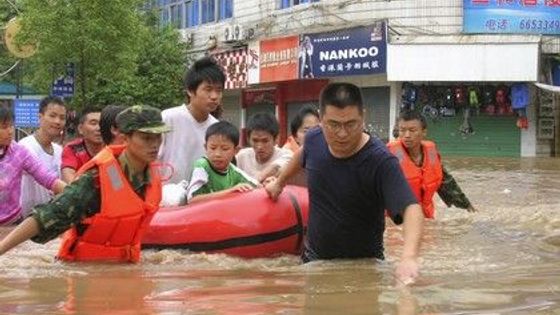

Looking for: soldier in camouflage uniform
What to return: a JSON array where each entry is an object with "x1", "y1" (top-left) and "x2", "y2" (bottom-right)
[
  {"x1": 0, "y1": 105, "x2": 171, "y2": 256},
  {"x1": 394, "y1": 110, "x2": 477, "y2": 214}
]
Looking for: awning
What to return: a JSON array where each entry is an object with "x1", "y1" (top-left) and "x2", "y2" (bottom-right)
[
  {"x1": 387, "y1": 35, "x2": 540, "y2": 82},
  {"x1": 535, "y1": 83, "x2": 560, "y2": 93}
]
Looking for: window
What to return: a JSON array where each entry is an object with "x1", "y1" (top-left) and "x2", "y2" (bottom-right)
[
  {"x1": 156, "y1": 0, "x2": 232, "y2": 28},
  {"x1": 200, "y1": 0, "x2": 215, "y2": 24},
  {"x1": 186, "y1": 0, "x2": 199, "y2": 27},
  {"x1": 170, "y1": 3, "x2": 183, "y2": 28},
  {"x1": 279, "y1": 0, "x2": 319, "y2": 9},
  {"x1": 159, "y1": 0, "x2": 183, "y2": 28},
  {"x1": 218, "y1": 0, "x2": 233, "y2": 21}
]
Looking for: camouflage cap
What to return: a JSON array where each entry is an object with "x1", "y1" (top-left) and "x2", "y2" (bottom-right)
[{"x1": 116, "y1": 105, "x2": 171, "y2": 134}]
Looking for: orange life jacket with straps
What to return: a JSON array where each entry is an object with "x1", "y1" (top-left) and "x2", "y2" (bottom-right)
[
  {"x1": 57, "y1": 145, "x2": 162, "y2": 263},
  {"x1": 387, "y1": 140, "x2": 443, "y2": 219}
]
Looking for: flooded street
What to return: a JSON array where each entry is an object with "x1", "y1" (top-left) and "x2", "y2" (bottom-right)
[{"x1": 1, "y1": 157, "x2": 560, "y2": 314}]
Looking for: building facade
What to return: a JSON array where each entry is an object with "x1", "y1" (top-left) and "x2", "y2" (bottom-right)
[{"x1": 153, "y1": 0, "x2": 560, "y2": 157}]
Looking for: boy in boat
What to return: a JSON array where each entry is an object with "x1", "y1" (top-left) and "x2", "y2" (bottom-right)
[
  {"x1": 0, "y1": 105, "x2": 170, "y2": 263},
  {"x1": 186, "y1": 121, "x2": 259, "y2": 204},
  {"x1": 236, "y1": 113, "x2": 293, "y2": 183}
]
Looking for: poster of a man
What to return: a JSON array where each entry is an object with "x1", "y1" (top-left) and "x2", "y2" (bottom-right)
[{"x1": 299, "y1": 36, "x2": 314, "y2": 78}]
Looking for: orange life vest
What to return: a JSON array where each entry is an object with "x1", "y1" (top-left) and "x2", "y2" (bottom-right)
[
  {"x1": 57, "y1": 145, "x2": 162, "y2": 263},
  {"x1": 387, "y1": 140, "x2": 443, "y2": 219}
]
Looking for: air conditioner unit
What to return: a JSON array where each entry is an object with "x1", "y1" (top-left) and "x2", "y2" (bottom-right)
[{"x1": 223, "y1": 24, "x2": 243, "y2": 43}]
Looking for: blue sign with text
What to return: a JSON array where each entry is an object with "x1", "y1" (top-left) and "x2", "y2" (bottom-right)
[
  {"x1": 463, "y1": 0, "x2": 560, "y2": 34},
  {"x1": 13, "y1": 99, "x2": 40, "y2": 128},
  {"x1": 52, "y1": 63, "x2": 75, "y2": 97},
  {"x1": 300, "y1": 23, "x2": 386, "y2": 79}
]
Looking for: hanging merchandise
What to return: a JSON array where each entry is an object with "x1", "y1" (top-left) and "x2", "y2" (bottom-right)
[
  {"x1": 418, "y1": 85, "x2": 430, "y2": 106},
  {"x1": 401, "y1": 82, "x2": 418, "y2": 111},
  {"x1": 511, "y1": 83, "x2": 530, "y2": 130},
  {"x1": 454, "y1": 86, "x2": 467, "y2": 108},
  {"x1": 511, "y1": 83, "x2": 530, "y2": 109},
  {"x1": 441, "y1": 87, "x2": 456, "y2": 117},
  {"x1": 495, "y1": 85, "x2": 512, "y2": 115},
  {"x1": 419, "y1": 85, "x2": 439, "y2": 121},
  {"x1": 468, "y1": 86, "x2": 480, "y2": 109},
  {"x1": 482, "y1": 85, "x2": 495, "y2": 114}
]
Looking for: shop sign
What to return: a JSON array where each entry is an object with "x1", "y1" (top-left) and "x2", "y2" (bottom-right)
[
  {"x1": 300, "y1": 22, "x2": 386, "y2": 79},
  {"x1": 52, "y1": 63, "x2": 75, "y2": 98},
  {"x1": 212, "y1": 48, "x2": 248, "y2": 89},
  {"x1": 463, "y1": 0, "x2": 560, "y2": 35},
  {"x1": 248, "y1": 36, "x2": 299, "y2": 84},
  {"x1": 13, "y1": 99, "x2": 40, "y2": 128}
]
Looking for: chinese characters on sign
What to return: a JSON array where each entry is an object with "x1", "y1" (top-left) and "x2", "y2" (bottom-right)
[
  {"x1": 247, "y1": 24, "x2": 386, "y2": 84},
  {"x1": 258, "y1": 36, "x2": 300, "y2": 83},
  {"x1": 300, "y1": 22, "x2": 387, "y2": 79},
  {"x1": 464, "y1": 0, "x2": 560, "y2": 34},
  {"x1": 13, "y1": 99, "x2": 40, "y2": 128},
  {"x1": 51, "y1": 63, "x2": 75, "y2": 98}
]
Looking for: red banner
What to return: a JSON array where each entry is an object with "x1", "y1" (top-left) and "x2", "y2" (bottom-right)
[{"x1": 259, "y1": 36, "x2": 299, "y2": 83}]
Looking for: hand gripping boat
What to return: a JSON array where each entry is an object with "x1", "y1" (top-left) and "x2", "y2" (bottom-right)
[{"x1": 142, "y1": 186, "x2": 309, "y2": 258}]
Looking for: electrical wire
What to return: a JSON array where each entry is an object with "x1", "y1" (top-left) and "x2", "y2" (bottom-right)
[{"x1": 0, "y1": 59, "x2": 20, "y2": 77}]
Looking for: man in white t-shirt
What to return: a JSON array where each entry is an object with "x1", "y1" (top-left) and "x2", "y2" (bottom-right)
[
  {"x1": 158, "y1": 57, "x2": 224, "y2": 184},
  {"x1": 236, "y1": 112, "x2": 293, "y2": 183},
  {"x1": 19, "y1": 96, "x2": 67, "y2": 216}
]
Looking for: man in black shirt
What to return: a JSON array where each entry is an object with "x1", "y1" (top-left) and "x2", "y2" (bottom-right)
[{"x1": 265, "y1": 82, "x2": 424, "y2": 284}]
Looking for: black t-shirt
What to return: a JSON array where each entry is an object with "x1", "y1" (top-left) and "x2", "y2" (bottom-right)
[{"x1": 302, "y1": 128, "x2": 417, "y2": 260}]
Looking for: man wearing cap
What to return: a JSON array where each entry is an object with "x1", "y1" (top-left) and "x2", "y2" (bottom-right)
[{"x1": 0, "y1": 105, "x2": 170, "y2": 263}]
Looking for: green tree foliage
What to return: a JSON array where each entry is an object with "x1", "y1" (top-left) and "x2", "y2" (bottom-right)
[
  {"x1": 0, "y1": 1, "x2": 20, "y2": 83},
  {"x1": 16, "y1": 0, "x2": 189, "y2": 109},
  {"x1": 133, "y1": 12, "x2": 189, "y2": 109}
]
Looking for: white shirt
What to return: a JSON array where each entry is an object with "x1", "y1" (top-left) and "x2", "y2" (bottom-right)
[
  {"x1": 18, "y1": 135, "x2": 62, "y2": 216},
  {"x1": 236, "y1": 146, "x2": 293, "y2": 179},
  {"x1": 158, "y1": 104, "x2": 218, "y2": 184}
]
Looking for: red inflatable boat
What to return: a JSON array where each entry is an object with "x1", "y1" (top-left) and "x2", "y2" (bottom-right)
[{"x1": 142, "y1": 186, "x2": 309, "y2": 258}]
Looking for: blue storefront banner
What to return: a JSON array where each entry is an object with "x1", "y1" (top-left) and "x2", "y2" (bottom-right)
[
  {"x1": 13, "y1": 99, "x2": 40, "y2": 128},
  {"x1": 299, "y1": 22, "x2": 386, "y2": 79},
  {"x1": 463, "y1": 0, "x2": 560, "y2": 35}
]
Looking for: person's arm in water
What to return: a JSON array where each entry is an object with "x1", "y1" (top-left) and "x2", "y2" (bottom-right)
[
  {"x1": 380, "y1": 157, "x2": 424, "y2": 285},
  {"x1": 265, "y1": 148, "x2": 303, "y2": 200},
  {"x1": 0, "y1": 171, "x2": 101, "y2": 255},
  {"x1": 395, "y1": 203, "x2": 424, "y2": 285},
  {"x1": 437, "y1": 165, "x2": 477, "y2": 212}
]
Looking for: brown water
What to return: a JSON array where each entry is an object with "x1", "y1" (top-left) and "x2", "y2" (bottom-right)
[{"x1": 1, "y1": 157, "x2": 560, "y2": 315}]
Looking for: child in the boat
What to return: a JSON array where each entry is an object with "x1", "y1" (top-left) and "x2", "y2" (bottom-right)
[{"x1": 185, "y1": 121, "x2": 259, "y2": 204}]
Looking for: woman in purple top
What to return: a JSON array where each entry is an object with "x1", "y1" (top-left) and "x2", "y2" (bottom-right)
[{"x1": 0, "y1": 106, "x2": 66, "y2": 225}]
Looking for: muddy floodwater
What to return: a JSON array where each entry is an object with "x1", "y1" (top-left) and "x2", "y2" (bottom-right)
[{"x1": 1, "y1": 157, "x2": 559, "y2": 314}]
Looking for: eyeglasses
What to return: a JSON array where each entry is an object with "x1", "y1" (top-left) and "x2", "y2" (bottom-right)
[{"x1": 322, "y1": 120, "x2": 363, "y2": 133}]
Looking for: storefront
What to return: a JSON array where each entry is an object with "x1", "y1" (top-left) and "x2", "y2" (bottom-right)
[
  {"x1": 245, "y1": 22, "x2": 392, "y2": 143},
  {"x1": 387, "y1": 35, "x2": 540, "y2": 157}
]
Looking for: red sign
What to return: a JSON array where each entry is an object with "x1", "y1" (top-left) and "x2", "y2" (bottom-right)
[{"x1": 259, "y1": 36, "x2": 299, "y2": 83}]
